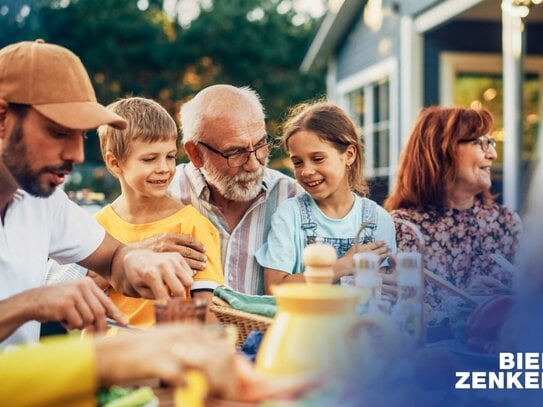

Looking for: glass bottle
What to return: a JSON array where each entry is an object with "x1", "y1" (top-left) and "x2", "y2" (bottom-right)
[
  {"x1": 391, "y1": 252, "x2": 425, "y2": 346},
  {"x1": 352, "y1": 252, "x2": 382, "y2": 314}
]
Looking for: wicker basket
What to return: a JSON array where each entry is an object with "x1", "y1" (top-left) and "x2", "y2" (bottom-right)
[{"x1": 209, "y1": 296, "x2": 273, "y2": 348}]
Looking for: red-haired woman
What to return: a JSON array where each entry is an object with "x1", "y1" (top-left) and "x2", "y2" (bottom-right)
[{"x1": 384, "y1": 106, "x2": 522, "y2": 309}]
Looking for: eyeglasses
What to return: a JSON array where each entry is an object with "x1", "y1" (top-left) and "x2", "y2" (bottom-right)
[
  {"x1": 198, "y1": 134, "x2": 275, "y2": 168},
  {"x1": 458, "y1": 136, "x2": 497, "y2": 152}
]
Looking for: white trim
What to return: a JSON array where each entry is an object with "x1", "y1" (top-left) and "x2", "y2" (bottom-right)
[
  {"x1": 326, "y1": 58, "x2": 337, "y2": 103},
  {"x1": 538, "y1": 80, "x2": 543, "y2": 163},
  {"x1": 301, "y1": 12, "x2": 337, "y2": 72},
  {"x1": 365, "y1": 85, "x2": 375, "y2": 172},
  {"x1": 414, "y1": 0, "x2": 484, "y2": 33},
  {"x1": 502, "y1": 10, "x2": 524, "y2": 212},
  {"x1": 389, "y1": 59, "x2": 399, "y2": 190},
  {"x1": 336, "y1": 57, "x2": 396, "y2": 95},
  {"x1": 400, "y1": 15, "x2": 423, "y2": 148}
]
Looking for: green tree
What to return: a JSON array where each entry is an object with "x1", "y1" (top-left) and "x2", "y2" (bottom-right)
[
  {"x1": 179, "y1": 0, "x2": 325, "y2": 134},
  {"x1": 1, "y1": 0, "x2": 324, "y2": 131},
  {"x1": 0, "y1": 0, "x2": 325, "y2": 189}
]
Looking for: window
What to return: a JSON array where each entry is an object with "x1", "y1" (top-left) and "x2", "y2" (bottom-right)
[
  {"x1": 347, "y1": 78, "x2": 391, "y2": 176},
  {"x1": 335, "y1": 57, "x2": 398, "y2": 203},
  {"x1": 346, "y1": 78, "x2": 391, "y2": 203}
]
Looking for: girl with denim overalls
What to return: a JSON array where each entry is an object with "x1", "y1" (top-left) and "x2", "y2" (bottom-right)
[{"x1": 256, "y1": 101, "x2": 397, "y2": 294}]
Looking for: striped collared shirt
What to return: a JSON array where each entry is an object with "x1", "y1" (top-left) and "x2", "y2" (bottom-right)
[{"x1": 169, "y1": 163, "x2": 301, "y2": 295}]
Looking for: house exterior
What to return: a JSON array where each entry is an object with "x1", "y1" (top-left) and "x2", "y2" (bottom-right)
[{"x1": 302, "y1": 0, "x2": 543, "y2": 210}]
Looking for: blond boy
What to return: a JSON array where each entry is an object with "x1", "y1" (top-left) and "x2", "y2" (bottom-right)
[{"x1": 91, "y1": 97, "x2": 223, "y2": 327}]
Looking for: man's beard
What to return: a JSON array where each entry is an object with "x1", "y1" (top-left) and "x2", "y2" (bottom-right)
[
  {"x1": 2, "y1": 120, "x2": 73, "y2": 198},
  {"x1": 201, "y1": 162, "x2": 264, "y2": 202}
]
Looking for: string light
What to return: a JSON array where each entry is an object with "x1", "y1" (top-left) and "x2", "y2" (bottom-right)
[{"x1": 502, "y1": 0, "x2": 541, "y2": 18}]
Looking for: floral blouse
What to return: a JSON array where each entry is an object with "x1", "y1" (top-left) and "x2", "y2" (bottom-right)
[{"x1": 391, "y1": 199, "x2": 523, "y2": 308}]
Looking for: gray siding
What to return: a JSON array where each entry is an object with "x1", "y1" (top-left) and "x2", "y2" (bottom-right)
[{"x1": 335, "y1": 6, "x2": 401, "y2": 81}]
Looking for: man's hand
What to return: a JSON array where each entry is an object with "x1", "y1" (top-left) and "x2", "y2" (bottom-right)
[
  {"x1": 95, "y1": 323, "x2": 320, "y2": 401},
  {"x1": 0, "y1": 278, "x2": 128, "y2": 340},
  {"x1": 34, "y1": 278, "x2": 128, "y2": 331},
  {"x1": 95, "y1": 323, "x2": 237, "y2": 396},
  {"x1": 132, "y1": 233, "x2": 207, "y2": 272},
  {"x1": 110, "y1": 248, "x2": 194, "y2": 300}
]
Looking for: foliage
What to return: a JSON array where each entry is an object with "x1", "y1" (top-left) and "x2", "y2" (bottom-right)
[
  {"x1": 178, "y1": 0, "x2": 326, "y2": 134},
  {"x1": 0, "y1": 0, "x2": 325, "y2": 198},
  {"x1": 0, "y1": 0, "x2": 325, "y2": 160}
]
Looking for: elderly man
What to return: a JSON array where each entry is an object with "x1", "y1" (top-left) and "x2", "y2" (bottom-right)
[
  {"x1": 165, "y1": 85, "x2": 301, "y2": 295},
  {"x1": 0, "y1": 40, "x2": 193, "y2": 346}
]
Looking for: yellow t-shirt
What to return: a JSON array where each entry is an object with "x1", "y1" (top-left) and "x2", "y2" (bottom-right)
[
  {"x1": 0, "y1": 336, "x2": 96, "y2": 407},
  {"x1": 95, "y1": 204, "x2": 223, "y2": 328}
]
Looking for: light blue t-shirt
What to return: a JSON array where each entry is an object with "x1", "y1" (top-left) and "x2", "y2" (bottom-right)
[{"x1": 255, "y1": 193, "x2": 397, "y2": 274}]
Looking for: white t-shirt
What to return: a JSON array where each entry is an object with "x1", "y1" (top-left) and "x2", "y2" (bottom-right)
[{"x1": 0, "y1": 189, "x2": 105, "y2": 347}]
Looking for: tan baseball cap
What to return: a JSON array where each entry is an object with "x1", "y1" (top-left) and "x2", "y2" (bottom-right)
[{"x1": 0, "y1": 39, "x2": 127, "y2": 130}]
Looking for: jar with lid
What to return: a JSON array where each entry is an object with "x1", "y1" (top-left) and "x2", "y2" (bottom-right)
[
  {"x1": 391, "y1": 252, "x2": 425, "y2": 345},
  {"x1": 352, "y1": 252, "x2": 382, "y2": 314}
]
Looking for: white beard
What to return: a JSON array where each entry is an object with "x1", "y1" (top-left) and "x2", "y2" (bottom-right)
[{"x1": 201, "y1": 163, "x2": 264, "y2": 202}]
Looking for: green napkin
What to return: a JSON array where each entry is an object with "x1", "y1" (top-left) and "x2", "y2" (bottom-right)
[{"x1": 213, "y1": 286, "x2": 277, "y2": 318}]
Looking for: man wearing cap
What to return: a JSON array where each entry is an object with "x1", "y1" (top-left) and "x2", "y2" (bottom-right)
[{"x1": 0, "y1": 40, "x2": 194, "y2": 346}]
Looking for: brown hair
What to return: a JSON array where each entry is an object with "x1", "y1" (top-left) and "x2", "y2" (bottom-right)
[
  {"x1": 98, "y1": 97, "x2": 178, "y2": 164},
  {"x1": 282, "y1": 100, "x2": 368, "y2": 196},
  {"x1": 384, "y1": 105, "x2": 494, "y2": 211}
]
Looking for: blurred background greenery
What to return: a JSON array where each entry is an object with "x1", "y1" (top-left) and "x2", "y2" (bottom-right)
[{"x1": 1, "y1": 0, "x2": 326, "y2": 201}]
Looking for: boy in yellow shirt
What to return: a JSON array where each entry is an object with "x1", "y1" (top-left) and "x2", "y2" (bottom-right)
[{"x1": 90, "y1": 97, "x2": 223, "y2": 327}]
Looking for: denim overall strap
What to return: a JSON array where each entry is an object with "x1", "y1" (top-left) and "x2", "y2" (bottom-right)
[
  {"x1": 297, "y1": 194, "x2": 318, "y2": 243},
  {"x1": 358, "y1": 198, "x2": 378, "y2": 244},
  {"x1": 297, "y1": 195, "x2": 379, "y2": 258}
]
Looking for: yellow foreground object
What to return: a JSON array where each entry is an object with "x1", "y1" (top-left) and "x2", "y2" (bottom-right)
[{"x1": 174, "y1": 370, "x2": 209, "y2": 407}]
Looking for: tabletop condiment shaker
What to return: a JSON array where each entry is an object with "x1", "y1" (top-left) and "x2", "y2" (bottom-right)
[
  {"x1": 302, "y1": 242, "x2": 337, "y2": 284},
  {"x1": 353, "y1": 252, "x2": 382, "y2": 314},
  {"x1": 391, "y1": 252, "x2": 425, "y2": 346}
]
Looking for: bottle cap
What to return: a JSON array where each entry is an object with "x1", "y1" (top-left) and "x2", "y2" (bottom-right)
[
  {"x1": 303, "y1": 242, "x2": 337, "y2": 267},
  {"x1": 353, "y1": 252, "x2": 379, "y2": 271},
  {"x1": 396, "y1": 252, "x2": 421, "y2": 269}
]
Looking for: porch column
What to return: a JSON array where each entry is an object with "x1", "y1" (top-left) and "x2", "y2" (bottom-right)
[{"x1": 502, "y1": 4, "x2": 525, "y2": 211}]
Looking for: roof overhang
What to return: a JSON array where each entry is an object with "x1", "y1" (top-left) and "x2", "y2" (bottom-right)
[
  {"x1": 414, "y1": 0, "x2": 484, "y2": 33},
  {"x1": 301, "y1": 0, "x2": 364, "y2": 73}
]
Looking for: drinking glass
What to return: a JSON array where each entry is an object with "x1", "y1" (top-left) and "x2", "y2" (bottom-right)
[{"x1": 154, "y1": 298, "x2": 207, "y2": 324}]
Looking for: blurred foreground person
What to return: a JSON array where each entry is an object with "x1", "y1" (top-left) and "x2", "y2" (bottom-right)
[
  {"x1": 384, "y1": 106, "x2": 522, "y2": 309},
  {"x1": 0, "y1": 40, "x2": 194, "y2": 346},
  {"x1": 496, "y1": 159, "x2": 543, "y2": 406},
  {"x1": 0, "y1": 323, "x2": 313, "y2": 407}
]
